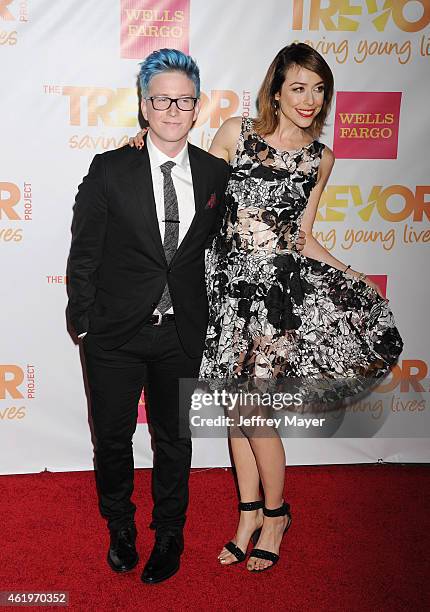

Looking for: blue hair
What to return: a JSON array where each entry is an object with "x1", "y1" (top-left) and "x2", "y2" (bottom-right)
[{"x1": 139, "y1": 48, "x2": 200, "y2": 98}]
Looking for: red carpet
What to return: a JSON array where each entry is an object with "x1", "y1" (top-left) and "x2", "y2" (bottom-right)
[{"x1": 1, "y1": 465, "x2": 429, "y2": 611}]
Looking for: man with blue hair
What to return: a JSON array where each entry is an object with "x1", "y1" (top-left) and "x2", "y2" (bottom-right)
[{"x1": 67, "y1": 48, "x2": 229, "y2": 584}]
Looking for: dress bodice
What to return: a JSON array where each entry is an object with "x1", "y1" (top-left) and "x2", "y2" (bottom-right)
[{"x1": 221, "y1": 117, "x2": 325, "y2": 255}]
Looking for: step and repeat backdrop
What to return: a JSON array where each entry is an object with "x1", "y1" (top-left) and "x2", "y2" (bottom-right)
[{"x1": 1, "y1": 0, "x2": 429, "y2": 474}]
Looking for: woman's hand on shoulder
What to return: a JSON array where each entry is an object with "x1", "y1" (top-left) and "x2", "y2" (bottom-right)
[
  {"x1": 128, "y1": 127, "x2": 148, "y2": 149},
  {"x1": 209, "y1": 116, "x2": 242, "y2": 162}
]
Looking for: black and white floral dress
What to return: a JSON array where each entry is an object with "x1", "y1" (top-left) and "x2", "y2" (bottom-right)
[{"x1": 199, "y1": 118, "x2": 403, "y2": 402}]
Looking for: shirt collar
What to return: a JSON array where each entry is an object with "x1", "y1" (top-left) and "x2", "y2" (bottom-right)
[{"x1": 146, "y1": 131, "x2": 189, "y2": 171}]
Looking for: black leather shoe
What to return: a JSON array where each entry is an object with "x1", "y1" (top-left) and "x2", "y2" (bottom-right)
[
  {"x1": 107, "y1": 524, "x2": 139, "y2": 572},
  {"x1": 141, "y1": 532, "x2": 184, "y2": 584}
]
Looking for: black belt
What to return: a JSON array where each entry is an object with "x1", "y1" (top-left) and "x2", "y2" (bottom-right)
[{"x1": 148, "y1": 313, "x2": 175, "y2": 326}]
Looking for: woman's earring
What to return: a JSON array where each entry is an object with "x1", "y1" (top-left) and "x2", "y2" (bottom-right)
[{"x1": 274, "y1": 100, "x2": 279, "y2": 116}]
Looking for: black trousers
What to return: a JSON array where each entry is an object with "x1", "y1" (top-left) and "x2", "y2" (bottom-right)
[{"x1": 83, "y1": 319, "x2": 201, "y2": 534}]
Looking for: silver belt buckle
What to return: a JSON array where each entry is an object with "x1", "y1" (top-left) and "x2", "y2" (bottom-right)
[{"x1": 153, "y1": 312, "x2": 162, "y2": 326}]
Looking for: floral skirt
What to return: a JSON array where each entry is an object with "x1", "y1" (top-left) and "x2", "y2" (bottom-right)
[{"x1": 199, "y1": 248, "x2": 403, "y2": 404}]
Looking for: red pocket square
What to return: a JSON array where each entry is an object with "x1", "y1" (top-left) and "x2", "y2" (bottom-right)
[{"x1": 205, "y1": 193, "x2": 217, "y2": 209}]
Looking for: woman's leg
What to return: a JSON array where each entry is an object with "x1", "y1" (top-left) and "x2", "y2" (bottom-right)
[
  {"x1": 218, "y1": 434, "x2": 263, "y2": 564},
  {"x1": 246, "y1": 435, "x2": 289, "y2": 571}
]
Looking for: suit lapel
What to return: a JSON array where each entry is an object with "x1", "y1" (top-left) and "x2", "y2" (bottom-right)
[
  {"x1": 189, "y1": 143, "x2": 205, "y2": 214},
  {"x1": 129, "y1": 141, "x2": 208, "y2": 266},
  {"x1": 129, "y1": 143, "x2": 166, "y2": 263},
  {"x1": 171, "y1": 144, "x2": 207, "y2": 263}
]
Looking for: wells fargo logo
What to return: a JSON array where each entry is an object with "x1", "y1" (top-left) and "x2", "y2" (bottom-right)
[
  {"x1": 45, "y1": 84, "x2": 250, "y2": 151},
  {"x1": 0, "y1": 180, "x2": 32, "y2": 242},
  {"x1": 0, "y1": 0, "x2": 29, "y2": 46},
  {"x1": 333, "y1": 92, "x2": 402, "y2": 159},
  {"x1": 291, "y1": 0, "x2": 430, "y2": 33},
  {"x1": 0, "y1": 364, "x2": 34, "y2": 421},
  {"x1": 120, "y1": 0, "x2": 190, "y2": 59}
]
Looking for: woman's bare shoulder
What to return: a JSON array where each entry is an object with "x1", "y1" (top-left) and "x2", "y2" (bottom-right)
[
  {"x1": 316, "y1": 144, "x2": 335, "y2": 184},
  {"x1": 321, "y1": 144, "x2": 335, "y2": 162},
  {"x1": 217, "y1": 116, "x2": 243, "y2": 139},
  {"x1": 209, "y1": 116, "x2": 244, "y2": 161}
]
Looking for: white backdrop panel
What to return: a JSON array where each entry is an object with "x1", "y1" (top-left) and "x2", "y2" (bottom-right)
[{"x1": 0, "y1": 0, "x2": 429, "y2": 474}]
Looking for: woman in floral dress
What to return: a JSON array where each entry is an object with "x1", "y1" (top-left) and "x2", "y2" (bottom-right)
[{"x1": 199, "y1": 43, "x2": 402, "y2": 572}]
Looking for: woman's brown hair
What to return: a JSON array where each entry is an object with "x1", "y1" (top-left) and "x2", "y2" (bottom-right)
[{"x1": 254, "y1": 43, "x2": 334, "y2": 138}]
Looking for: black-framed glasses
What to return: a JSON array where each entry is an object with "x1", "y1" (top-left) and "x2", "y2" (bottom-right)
[{"x1": 146, "y1": 96, "x2": 198, "y2": 111}]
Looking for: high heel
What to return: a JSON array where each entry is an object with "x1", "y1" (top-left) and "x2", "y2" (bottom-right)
[
  {"x1": 251, "y1": 526, "x2": 261, "y2": 546},
  {"x1": 221, "y1": 500, "x2": 263, "y2": 564},
  {"x1": 248, "y1": 501, "x2": 292, "y2": 572}
]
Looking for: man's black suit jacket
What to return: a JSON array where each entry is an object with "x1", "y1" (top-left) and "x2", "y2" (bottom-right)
[{"x1": 67, "y1": 140, "x2": 230, "y2": 357}]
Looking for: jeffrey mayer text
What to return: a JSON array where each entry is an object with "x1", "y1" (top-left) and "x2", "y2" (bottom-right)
[{"x1": 190, "y1": 415, "x2": 326, "y2": 428}]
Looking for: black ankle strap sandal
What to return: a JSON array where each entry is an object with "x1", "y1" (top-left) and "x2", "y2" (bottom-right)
[
  {"x1": 248, "y1": 501, "x2": 292, "y2": 571},
  {"x1": 239, "y1": 500, "x2": 263, "y2": 512},
  {"x1": 263, "y1": 501, "x2": 291, "y2": 517},
  {"x1": 222, "y1": 500, "x2": 263, "y2": 564}
]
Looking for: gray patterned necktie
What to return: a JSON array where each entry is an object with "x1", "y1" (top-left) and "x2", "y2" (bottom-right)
[{"x1": 156, "y1": 160, "x2": 179, "y2": 314}]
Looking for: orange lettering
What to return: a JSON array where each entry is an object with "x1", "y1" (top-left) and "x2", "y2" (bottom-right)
[
  {"x1": 392, "y1": 0, "x2": 430, "y2": 33},
  {"x1": 0, "y1": 0, "x2": 15, "y2": 21},
  {"x1": 0, "y1": 365, "x2": 24, "y2": 400},
  {"x1": 0, "y1": 182, "x2": 21, "y2": 219}
]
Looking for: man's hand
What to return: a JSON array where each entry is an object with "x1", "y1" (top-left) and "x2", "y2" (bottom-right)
[{"x1": 295, "y1": 230, "x2": 306, "y2": 252}]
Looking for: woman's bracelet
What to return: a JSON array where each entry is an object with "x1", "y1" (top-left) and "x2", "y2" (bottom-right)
[{"x1": 343, "y1": 265, "x2": 367, "y2": 282}]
